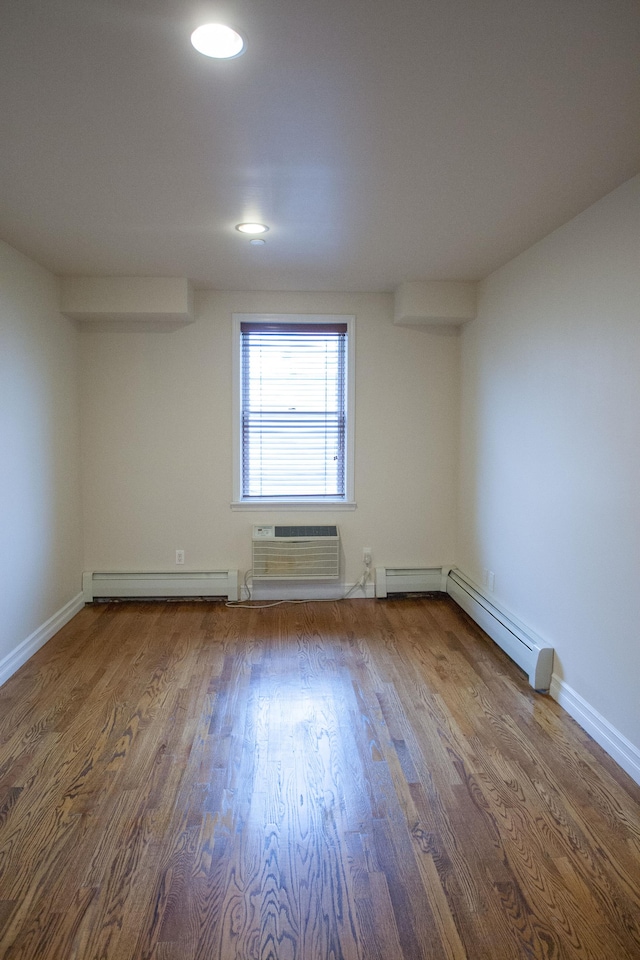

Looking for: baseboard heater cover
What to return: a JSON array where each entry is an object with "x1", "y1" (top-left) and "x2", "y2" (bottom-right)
[
  {"x1": 83, "y1": 571, "x2": 239, "y2": 603},
  {"x1": 375, "y1": 566, "x2": 447, "y2": 597},
  {"x1": 446, "y1": 568, "x2": 553, "y2": 693}
]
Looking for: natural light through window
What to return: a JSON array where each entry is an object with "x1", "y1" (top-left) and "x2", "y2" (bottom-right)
[{"x1": 233, "y1": 315, "x2": 355, "y2": 506}]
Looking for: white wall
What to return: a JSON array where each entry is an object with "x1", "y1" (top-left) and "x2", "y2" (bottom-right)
[
  {"x1": 80, "y1": 291, "x2": 460, "y2": 587},
  {"x1": 458, "y1": 175, "x2": 640, "y2": 752},
  {"x1": 0, "y1": 241, "x2": 83, "y2": 670}
]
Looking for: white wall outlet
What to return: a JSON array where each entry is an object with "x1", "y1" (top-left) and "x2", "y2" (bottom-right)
[
  {"x1": 363, "y1": 547, "x2": 372, "y2": 565},
  {"x1": 176, "y1": 549, "x2": 185, "y2": 565},
  {"x1": 487, "y1": 570, "x2": 495, "y2": 591}
]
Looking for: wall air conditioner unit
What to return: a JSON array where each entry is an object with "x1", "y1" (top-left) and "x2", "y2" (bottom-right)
[{"x1": 252, "y1": 525, "x2": 340, "y2": 580}]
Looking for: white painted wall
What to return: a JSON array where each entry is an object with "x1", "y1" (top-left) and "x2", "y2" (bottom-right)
[
  {"x1": 80, "y1": 291, "x2": 460, "y2": 586},
  {"x1": 0, "y1": 241, "x2": 83, "y2": 667},
  {"x1": 458, "y1": 175, "x2": 640, "y2": 750}
]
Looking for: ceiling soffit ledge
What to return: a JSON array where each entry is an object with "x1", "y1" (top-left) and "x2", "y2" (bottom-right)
[
  {"x1": 394, "y1": 281, "x2": 477, "y2": 327},
  {"x1": 60, "y1": 277, "x2": 194, "y2": 324}
]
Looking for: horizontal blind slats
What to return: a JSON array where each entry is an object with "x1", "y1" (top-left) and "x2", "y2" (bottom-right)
[{"x1": 241, "y1": 324, "x2": 346, "y2": 498}]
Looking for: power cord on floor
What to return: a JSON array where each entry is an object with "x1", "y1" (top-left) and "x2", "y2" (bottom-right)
[{"x1": 225, "y1": 561, "x2": 372, "y2": 608}]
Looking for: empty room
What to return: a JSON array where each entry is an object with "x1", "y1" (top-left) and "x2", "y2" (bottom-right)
[{"x1": 1, "y1": 0, "x2": 639, "y2": 957}]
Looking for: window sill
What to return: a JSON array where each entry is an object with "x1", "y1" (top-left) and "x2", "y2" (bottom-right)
[{"x1": 231, "y1": 500, "x2": 357, "y2": 511}]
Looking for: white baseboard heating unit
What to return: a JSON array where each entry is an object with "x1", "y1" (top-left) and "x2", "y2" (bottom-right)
[
  {"x1": 446, "y1": 568, "x2": 553, "y2": 692},
  {"x1": 252, "y1": 525, "x2": 340, "y2": 580},
  {"x1": 375, "y1": 566, "x2": 447, "y2": 597},
  {"x1": 83, "y1": 571, "x2": 239, "y2": 603}
]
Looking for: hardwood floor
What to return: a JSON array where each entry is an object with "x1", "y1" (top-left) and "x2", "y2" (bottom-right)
[{"x1": 0, "y1": 597, "x2": 639, "y2": 959}]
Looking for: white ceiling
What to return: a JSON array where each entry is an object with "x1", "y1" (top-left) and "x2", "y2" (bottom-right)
[{"x1": 1, "y1": 0, "x2": 639, "y2": 292}]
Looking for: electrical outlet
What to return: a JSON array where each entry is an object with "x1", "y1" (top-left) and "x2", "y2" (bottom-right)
[
  {"x1": 363, "y1": 547, "x2": 372, "y2": 566},
  {"x1": 176, "y1": 549, "x2": 185, "y2": 565},
  {"x1": 487, "y1": 570, "x2": 495, "y2": 591}
]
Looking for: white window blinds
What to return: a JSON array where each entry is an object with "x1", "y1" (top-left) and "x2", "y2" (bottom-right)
[{"x1": 241, "y1": 321, "x2": 348, "y2": 499}]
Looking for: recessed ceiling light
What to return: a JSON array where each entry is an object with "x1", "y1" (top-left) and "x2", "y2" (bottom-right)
[
  {"x1": 191, "y1": 23, "x2": 245, "y2": 59},
  {"x1": 236, "y1": 222, "x2": 269, "y2": 235},
  {"x1": 249, "y1": 238, "x2": 266, "y2": 245}
]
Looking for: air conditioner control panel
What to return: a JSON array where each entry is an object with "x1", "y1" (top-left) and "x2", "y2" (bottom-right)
[{"x1": 253, "y1": 525, "x2": 276, "y2": 539}]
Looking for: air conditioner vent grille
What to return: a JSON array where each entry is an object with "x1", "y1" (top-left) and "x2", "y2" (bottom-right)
[
  {"x1": 252, "y1": 525, "x2": 340, "y2": 580},
  {"x1": 274, "y1": 525, "x2": 337, "y2": 537}
]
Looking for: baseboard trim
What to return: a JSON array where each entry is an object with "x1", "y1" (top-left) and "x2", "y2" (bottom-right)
[
  {"x1": 549, "y1": 675, "x2": 640, "y2": 786},
  {"x1": 0, "y1": 592, "x2": 85, "y2": 689}
]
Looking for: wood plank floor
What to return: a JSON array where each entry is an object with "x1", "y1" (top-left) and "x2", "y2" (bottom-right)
[{"x1": 0, "y1": 597, "x2": 639, "y2": 959}]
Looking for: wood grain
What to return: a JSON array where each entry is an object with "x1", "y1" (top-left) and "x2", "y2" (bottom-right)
[{"x1": 0, "y1": 596, "x2": 638, "y2": 959}]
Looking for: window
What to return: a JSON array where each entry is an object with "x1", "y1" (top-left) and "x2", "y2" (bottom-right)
[{"x1": 233, "y1": 315, "x2": 355, "y2": 505}]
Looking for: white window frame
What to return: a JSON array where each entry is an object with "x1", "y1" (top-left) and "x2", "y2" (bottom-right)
[{"x1": 231, "y1": 313, "x2": 356, "y2": 509}]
